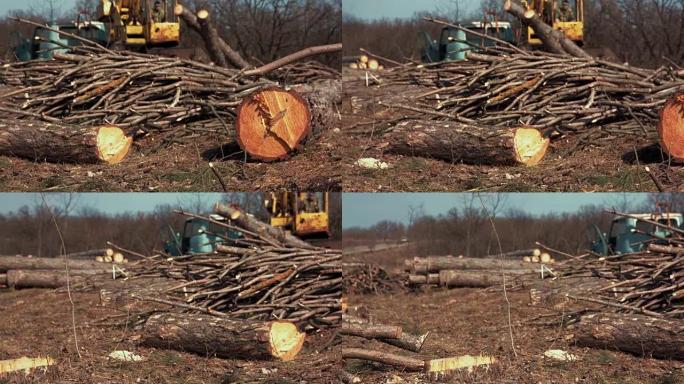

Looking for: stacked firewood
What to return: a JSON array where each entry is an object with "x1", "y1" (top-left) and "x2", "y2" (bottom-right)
[
  {"x1": 343, "y1": 262, "x2": 404, "y2": 294},
  {"x1": 405, "y1": 250, "x2": 553, "y2": 289}
]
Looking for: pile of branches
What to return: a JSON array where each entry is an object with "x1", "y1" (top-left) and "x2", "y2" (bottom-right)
[
  {"x1": 373, "y1": 46, "x2": 684, "y2": 138},
  {"x1": 131, "y1": 204, "x2": 342, "y2": 327},
  {"x1": 343, "y1": 262, "x2": 404, "y2": 294},
  {"x1": 559, "y1": 211, "x2": 684, "y2": 318}
]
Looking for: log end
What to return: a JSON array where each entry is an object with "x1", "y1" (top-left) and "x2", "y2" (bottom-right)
[
  {"x1": 268, "y1": 321, "x2": 305, "y2": 361},
  {"x1": 523, "y1": 9, "x2": 537, "y2": 19},
  {"x1": 658, "y1": 94, "x2": 684, "y2": 162},
  {"x1": 96, "y1": 125, "x2": 132, "y2": 164},
  {"x1": 197, "y1": 9, "x2": 209, "y2": 20},
  {"x1": 173, "y1": 4, "x2": 184, "y2": 16},
  {"x1": 513, "y1": 127, "x2": 549, "y2": 166},
  {"x1": 426, "y1": 355, "x2": 496, "y2": 379},
  {"x1": 236, "y1": 87, "x2": 312, "y2": 162}
]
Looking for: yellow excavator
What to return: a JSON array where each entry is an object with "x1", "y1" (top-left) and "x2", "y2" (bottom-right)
[
  {"x1": 98, "y1": 0, "x2": 180, "y2": 49},
  {"x1": 265, "y1": 192, "x2": 330, "y2": 239},
  {"x1": 524, "y1": 0, "x2": 584, "y2": 46}
]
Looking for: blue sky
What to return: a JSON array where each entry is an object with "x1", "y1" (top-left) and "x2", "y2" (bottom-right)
[
  {"x1": 0, "y1": 0, "x2": 79, "y2": 17},
  {"x1": 0, "y1": 193, "x2": 228, "y2": 215},
  {"x1": 344, "y1": 0, "x2": 478, "y2": 20},
  {"x1": 343, "y1": 193, "x2": 650, "y2": 228}
]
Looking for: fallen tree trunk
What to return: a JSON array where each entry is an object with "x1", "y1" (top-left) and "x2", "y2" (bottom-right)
[
  {"x1": 341, "y1": 322, "x2": 402, "y2": 339},
  {"x1": 407, "y1": 256, "x2": 542, "y2": 274},
  {"x1": 235, "y1": 80, "x2": 340, "y2": 161},
  {"x1": 0, "y1": 256, "x2": 111, "y2": 272},
  {"x1": 142, "y1": 313, "x2": 305, "y2": 361},
  {"x1": 572, "y1": 312, "x2": 684, "y2": 360},
  {"x1": 173, "y1": 5, "x2": 249, "y2": 69},
  {"x1": 436, "y1": 270, "x2": 531, "y2": 288},
  {"x1": 495, "y1": 249, "x2": 541, "y2": 258},
  {"x1": 384, "y1": 120, "x2": 549, "y2": 166},
  {"x1": 0, "y1": 119, "x2": 132, "y2": 164},
  {"x1": 657, "y1": 93, "x2": 684, "y2": 162},
  {"x1": 342, "y1": 315, "x2": 429, "y2": 353},
  {"x1": 60, "y1": 248, "x2": 114, "y2": 259},
  {"x1": 243, "y1": 43, "x2": 342, "y2": 76},
  {"x1": 503, "y1": 0, "x2": 590, "y2": 59},
  {"x1": 1, "y1": 269, "x2": 101, "y2": 288},
  {"x1": 214, "y1": 203, "x2": 313, "y2": 248}
]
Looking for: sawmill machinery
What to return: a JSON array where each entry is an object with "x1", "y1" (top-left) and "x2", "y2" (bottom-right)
[
  {"x1": 264, "y1": 192, "x2": 330, "y2": 238},
  {"x1": 523, "y1": 0, "x2": 584, "y2": 46},
  {"x1": 591, "y1": 212, "x2": 683, "y2": 256},
  {"x1": 98, "y1": 0, "x2": 181, "y2": 49}
]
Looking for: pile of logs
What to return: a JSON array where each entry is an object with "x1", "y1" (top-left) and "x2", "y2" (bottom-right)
[
  {"x1": 343, "y1": 262, "x2": 404, "y2": 294},
  {"x1": 405, "y1": 250, "x2": 552, "y2": 289},
  {"x1": 0, "y1": 253, "x2": 118, "y2": 289},
  {"x1": 348, "y1": 55, "x2": 383, "y2": 71},
  {"x1": 0, "y1": 10, "x2": 341, "y2": 163}
]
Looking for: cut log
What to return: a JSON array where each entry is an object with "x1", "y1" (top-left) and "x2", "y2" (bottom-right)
[
  {"x1": 504, "y1": 0, "x2": 591, "y2": 59},
  {"x1": 384, "y1": 120, "x2": 549, "y2": 166},
  {"x1": 195, "y1": 9, "x2": 227, "y2": 67},
  {"x1": 0, "y1": 119, "x2": 131, "y2": 164},
  {"x1": 572, "y1": 312, "x2": 684, "y2": 360},
  {"x1": 342, "y1": 348, "x2": 496, "y2": 379},
  {"x1": 409, "y1": 273, "x2": 439, "y2": 285},
  {"x1": 495, "y1": 249, "x2": 541, "y2": 258},
  {"x1": 648, "y1": 243, "x2": 684, "y2": 254},
  {"x1": 2, "y1": 269, "x2": 101, "y2": 288},
  {"x1": 174, "y1": 4, "x2": 249, "y2": 69},
  {"x1": 409, "y1": 256, "x2": 541, "y2": 274},
  {"x1": 235, "y1": 87, "x2": 311, "y2": 161},
  {"x1": 336, "y1": 369, "x2": 361, "y2": 384},
  {"x1": 59, "y1": 248, "x2": 112, "y2": 259},
  {"x1": 658, "y1": 93, "x2": 684, "y2": 162},
  {"x1": 342, "y1": 315, "x2": 429, "y2": 353},
  {"x1": 243, "y1": 43, "x2": 342, "y2": 76},
  {"x1": 214, "y1": 203, "x2": 313, "y2": 249},
  {"x1": 142, "y1": 313, "x2": 305, "y2": 361},
  {"x1": 437, "y1": 270, "x2": 531, "y2": 288},
  {"x1": 0, "y1": 256, "x2": 111, "y2": 272}
]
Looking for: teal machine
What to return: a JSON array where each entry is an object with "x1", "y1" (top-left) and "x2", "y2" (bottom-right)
[
  {"x1": 591, "y1": 213, "x2": 683, "y2": 255},
  {"x1": 164, "y1": 215, "x2": 242, "y2": 256},
  {"x1": 13, "y1": 21, "x2": 108, "y2": 61},
  {"x1": 421, "y1": 21, "x2": 515, "y2": 63}
]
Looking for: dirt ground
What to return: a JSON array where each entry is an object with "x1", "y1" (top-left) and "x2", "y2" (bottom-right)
[
  {"x1": 0, "y1": 127, "x2": 342, "y2": 192},
  {"x1": 0, "y1": 282, "x2": 339, "y2": 383},
  {"x1": 341, "y1": 69, "x2": 683, "y2": 192},
  {"x1": 343, "y1": 249, "x2": 684, "y2": 384}
]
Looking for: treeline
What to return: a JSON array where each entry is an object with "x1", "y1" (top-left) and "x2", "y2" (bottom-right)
[
  {"x1": 0, "y1": 0, "x2": 341, "y2": 68},
  {"x1": 343, "y1": 194, "x2": 684, "y2": 258},
  {"x1": 0, "y1": 193, "x2": 341, "y2": 258},
  {"x1": 343, "y1": 0, "x2": 684, "y2": 69}
]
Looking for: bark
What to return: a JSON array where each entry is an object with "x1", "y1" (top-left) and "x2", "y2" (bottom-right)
[
  {"x1": 407, "y1": 256, "x2": 541, "y2": 274},
  {"x1": 60, "y1": 248, "x2": 114, "y2": 259},
  {"x1": 408, "y1": 274, "x2": 440, "y2": 285},
  {"x1": 142, "y1": 313, "x2": 305, "y2": 361},
  {"x1": 341, "y1": 315, "x2": 429, "y2": 353},
  {"x1": 194, "y1": 9, "x2": 227, "y2": 67},
  {"x1": 2, "y1": 269, "x2": 101, "y2": 288},
  {"x1": 336, "y1": 369, "x2": 361, "y2": 384},
  {"x1": 214, "y1": 203, "x2": 313, "y2": 248},
  {"x1": 342, "y1": 348, "x2": 426, "y2": 371},
  {"x1": 495, "y1": 249, "x2": 541, "y2": 258},
  {"x1": 0, "y1": 256, "x2": 110, "y2": 272},
  {"x1": 341, "y1": 322, "x2": 402, "y2": 339},
  {"x1": 235, "y1": 80, "x2": 340, "y2": 161},
  {"x1": 384, "y1": 120, "x2": 549, "y2": 166},
  {"x1": 0, "y1": 119, "x2": 132, "y2": 164},
  {"x1": 437, "y1": 270, "x2": 531, "y2": 288},
  {"x1": 243, "y1": 43, "x2": 342, "y2": 76},
  {"x1": 174, "y1": 4, "x2": 250, "y2": 69},
  {"x1": 572, "y1": 312, "x2": 684, "y2": 360},
  {"x1": 657, "y1": 94, "x2": 684, "y2": 162},
  {"x1": 503, "y1": 0, "x2": 591, "y2": 59}
]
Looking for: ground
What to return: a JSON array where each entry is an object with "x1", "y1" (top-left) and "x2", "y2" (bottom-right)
[
  {"x1": 0, "y1": 283, "x2": 338, "y2": 383},
  {"x1": 342, "y1": 249, "x2": 684, "y2": 383},
  {"x1": 0, "y1": 128, "x2": 342, "y2": 192},
  {"x1": 341, "y1": 69, "x2": 682, "y2": 192}
]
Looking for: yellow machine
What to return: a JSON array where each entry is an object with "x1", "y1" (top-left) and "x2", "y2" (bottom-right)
[
  {"x1": 99, "y1": 0, "x2": 180, "y2": 49},
  {"x1": 525, "y1": 0, "x2": 584, "y2": 46},
  {"x1": 265, "y1": 192, "x2": 330, "y2": 238}
]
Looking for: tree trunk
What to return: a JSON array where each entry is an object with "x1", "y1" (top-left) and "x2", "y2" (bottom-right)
[
  {"x1": 657, "y1": 94, "x2": 684, "y2": 162},
  {"x1": 174, "y1": 5, "x2": 250, "y2": 69},
  {"x1": 494, "y1": 249, "x2": 541, "y2": 258},
  {"x1": 0, "y1": 256, "x2": 110, "y2": 272},
  {"x1": 341, "y1": 322, "x2": 402, "y2": 339},
  {"x1": 503, "y1": 0, "x2": 591, "y2": 59},
  {"x1": 436, "y1": 270, "x2": 531, "y2": 288},
  {"x1": 0, "y1": 119, "x2": 132, "y2": 164},
  {"x1": 235, "y1": 80, "x2": 340, "y2": 161},
  {"x1": 195, "y1": 9, "x2": 227, "y2": 68},
  {"x1": 2, "y1": 269, "x2": 102, "y2": 288},
  {"x1": 342, "y1": 348, "x2": 425, "y2": 371},
  {"x1": 384, "y1": 120, "x2": 549, "y2": 166},
  {"x1": 572, "y1": 312, "x2": 684, "y2": 360},
  {"x1": 142, "y1": 313, "x2": 305, "y2": 361},
  {"x1": 407, "y1": 256, "x2": 541, "y2": 274},
  {"x1": 60, "y1": 248, "x2": 114, "y2": 259},
  {"x1": 214, "y1": 203, "x2": 313, "y2": 248},
  {"x1": 342, "y1": 315, "x2": 429, "y2": 353}
]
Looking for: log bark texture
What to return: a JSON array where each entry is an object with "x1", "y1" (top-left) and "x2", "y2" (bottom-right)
[
  {"x1": 0, "y1": 119, "x2": 132, "y2": 164},
  {"x1": 342, "y1": 315, "x2": 429, "y2": 353},
  {"x1": 408, "y1": 256, "x2": 541, "y2": 274},
  {"x1": 384, "y1": 120, "x2": 549, "y2": 166},
  {"x1": 2, "y1": 269, "x2": 95, "y2": 288},
  {"x1": 572, "y1": 312, "x2": 684, "y2": 360},
  {"x1": 0, "y1": 256, "x2": 110, "y2": 272},
  {"x1": 437, "y1": 270, "x2": 528, "y2": 288},
  {"x1": 657, "y1": 93, "x2": 684, "y2": 162},
  {"x1": 142, "y1": 313, "x2": 305, "y2": 361}
]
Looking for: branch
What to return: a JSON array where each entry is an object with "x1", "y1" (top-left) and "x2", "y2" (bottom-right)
[{"x1": 243, "y1": 43, "x2": 342, "y2": 76}]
